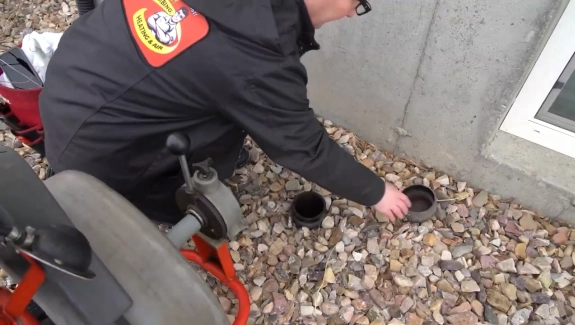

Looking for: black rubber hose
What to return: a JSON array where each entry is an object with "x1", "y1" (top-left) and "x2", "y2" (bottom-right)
[{"x1": 77, "y1": 0, "x2": 95, "y2": 16}]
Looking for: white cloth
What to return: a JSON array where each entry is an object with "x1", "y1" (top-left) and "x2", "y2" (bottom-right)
[
  {"x1": 0, "y1": 70, "x2": 12, "y2": 88},
  {"x1": 20, "y1": 31, "x2": 64, "y2": 83}
]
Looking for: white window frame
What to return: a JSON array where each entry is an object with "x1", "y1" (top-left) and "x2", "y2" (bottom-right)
[{"x1": 500, "y1": 0, "x2": 575, "y2": 158}]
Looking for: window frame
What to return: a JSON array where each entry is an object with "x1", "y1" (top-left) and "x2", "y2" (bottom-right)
[{"x1": 500, "y1": 0, "x2": 575, "y2": 158}]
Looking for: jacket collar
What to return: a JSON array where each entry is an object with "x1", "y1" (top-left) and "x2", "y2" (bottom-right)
[
  {"x1": 296, "y1": 0, "x2": 320, "y2": 56},
  {"x1": 185, "y1": 0, "x2": 282, "y2": 52},
  {"x1": 185, "y1": 0, "x2": 320, "y2": 56}
]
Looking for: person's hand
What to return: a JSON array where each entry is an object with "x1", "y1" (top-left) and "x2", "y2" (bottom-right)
[{"x1": 373, "y1": 182, "x2": 411, "y2": 222}]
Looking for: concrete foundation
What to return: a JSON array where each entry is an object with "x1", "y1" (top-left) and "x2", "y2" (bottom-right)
[{"x1": 303, "y1": 0, "x2": 575, "y2": 224}]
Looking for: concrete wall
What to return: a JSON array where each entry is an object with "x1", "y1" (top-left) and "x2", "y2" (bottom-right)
[{"x1": 303, "y1": 0, "x2": 575, "y2": 223}]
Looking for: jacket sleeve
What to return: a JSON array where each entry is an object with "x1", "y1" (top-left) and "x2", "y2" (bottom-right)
[{"x1": 220, "y1": 60, "x2": 385, "y2": 207}]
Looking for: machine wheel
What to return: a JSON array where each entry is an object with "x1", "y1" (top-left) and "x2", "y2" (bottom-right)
[{"x1": 44, "y1": 171, "x2": 230, "y2": 325}]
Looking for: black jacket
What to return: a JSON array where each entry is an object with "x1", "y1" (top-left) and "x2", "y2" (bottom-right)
[{"x1": 39, "y1": 0, "x2": 385, "y2": 211}]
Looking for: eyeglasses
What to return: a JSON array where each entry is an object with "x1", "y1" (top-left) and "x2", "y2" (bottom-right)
[{"x1": 356, "y1": 0, "x2": 372, "y2": 16}]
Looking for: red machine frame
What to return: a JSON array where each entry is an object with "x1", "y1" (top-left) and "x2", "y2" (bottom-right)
[
  {"x1": 0, "y1": 254, "x2": 43, "y2": 325},
  {"x1": 0, "y1": 235, "x2": 250, "y2": 325},
  {"x1": 180, "y1": 235, "x2": 250, "y2": 325}
]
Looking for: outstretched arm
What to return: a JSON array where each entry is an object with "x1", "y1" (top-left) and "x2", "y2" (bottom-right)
[{"x1": 219, "y1": 60, "x2": 387, "y2": 208}]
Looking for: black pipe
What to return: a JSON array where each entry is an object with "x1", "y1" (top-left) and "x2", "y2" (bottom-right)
[
  {"x1": 290, "y1": 191, "x2": 326, "y2": 229},
  {"x1": 77, "y1": 0, "x2": 96, "y2": 16}
]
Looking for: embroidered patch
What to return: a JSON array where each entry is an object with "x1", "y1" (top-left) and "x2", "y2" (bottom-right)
[{"x1": 123, "y1": 0, "x2": 209, "y2": 67}]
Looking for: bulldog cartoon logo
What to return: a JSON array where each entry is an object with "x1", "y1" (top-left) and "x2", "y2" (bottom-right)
[{"x1": 123, "y1": 0, "x2": 209, "y2": 67}]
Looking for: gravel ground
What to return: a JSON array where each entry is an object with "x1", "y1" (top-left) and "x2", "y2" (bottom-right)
[
  {"x1": 204, "y1": 119, "x2": 575, "y2": 325},
  {"x1": 2, "y1": 2, "x2": 575, "y2": 325},
  {"x1": 0, "y1": 0, "x2": 76, "y2": 50}
]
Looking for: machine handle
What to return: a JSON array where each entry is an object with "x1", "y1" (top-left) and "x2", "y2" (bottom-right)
[
  {"x1": 166, "y1": 133, "x2": 194, "y2": 192},
  {"x1": 166, "y1": 133, "x2": 190, "y2": 156}
]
